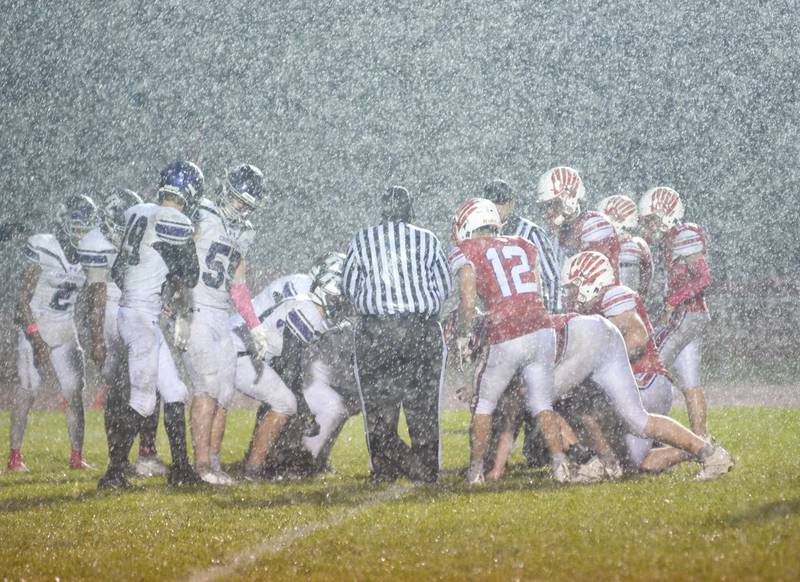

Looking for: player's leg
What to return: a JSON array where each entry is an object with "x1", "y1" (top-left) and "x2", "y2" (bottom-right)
[
  {"x1": 99, "y1": 309, "x2": 157, "y2": 488},
  {"x1": 48, "y1": 334, "x2": 91, "y2": 469},
  {"x1": 238, "y1": 361, "x2": 297, "y2": 476},
  {"x1": 673, "y1": 337, "x2": 707, "y2": 437},
  {"x1": 8, "y1": 331, "x2": 39, "y2": 471},
  {"x1": 468, "y1": 338, "x2": 523, "y2": 483},
  {"x1": 154, "y1": 328, "x2": 198, "y2": 485},
  {"x1": 302, "y1": 373, "x2": 349, "y2": 460},
  {"x1": 592, "y1": 333, "x2": 732, "y2": 479},
  {"x1": 134, "y1": 394, "x2": 168, "y2": 476},
  {"x1": 205, "y1": 359, "x2": 237, "y2": 484}
]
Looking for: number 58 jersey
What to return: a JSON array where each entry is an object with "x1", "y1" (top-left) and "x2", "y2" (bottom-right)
[
  {"x1": 192, "y1": 199, "x2": 255, "y2": 310},
  {"x1": 115, "y1": 203, "x2": 196, "y2": 316},
  {"x1": 449, "y1": 235, "x2": 552, "y2": 345}
]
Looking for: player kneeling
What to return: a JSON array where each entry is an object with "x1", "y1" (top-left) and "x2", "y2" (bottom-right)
[
  {"x1": 555, "y1": 251, "x2": 734, "y2": 480},
  {"x1": 450, "y1": 198, "x2": 571, "y2": 485}
]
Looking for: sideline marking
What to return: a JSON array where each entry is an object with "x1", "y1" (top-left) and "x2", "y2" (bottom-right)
[{"x1": 185, "y1": 483, "x2": 415, "y2": 582}]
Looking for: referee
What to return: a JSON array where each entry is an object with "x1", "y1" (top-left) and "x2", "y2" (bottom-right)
[
  {"x1": 484, "y1": 179, "x2": 561, "y2": 312},
  {"x1": 343, "y1": 186, "x2": 451, "y2": 483}
]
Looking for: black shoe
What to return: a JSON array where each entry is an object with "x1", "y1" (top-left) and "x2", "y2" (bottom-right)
[
  {"x1": 168, "y1": 464, "x2": 203, "y2": 486},
  {"x1": 98, "y1": 469, "x2": 132, "y2": 490}
]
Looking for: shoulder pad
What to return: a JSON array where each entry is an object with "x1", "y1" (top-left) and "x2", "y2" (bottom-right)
[
  {"x1": 670, "y1": 224, "x2": 706, "y2": 256},
  {"x1": 155, "y1": 208, "x2": 194, "y2": 244},
  {"x1": 236, "y1": 226, "x2": 256, "y2": 254},
  {"x1": 577, "y1": 212, "x2": 616, "y2": 243},
  {"x1": 77, "y1": 228, "x2": 116, "y2": 268},
  {"x1": 600, "y1": 285, "x2": 637, "y2": 317},
  {"x1": 24, "y1": 234, "x2": 62, "y2": 265}
]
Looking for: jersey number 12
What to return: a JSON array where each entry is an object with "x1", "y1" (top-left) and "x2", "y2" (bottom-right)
[{"x1": 486, "y1": 245, "x2": 538, "y2": 297}]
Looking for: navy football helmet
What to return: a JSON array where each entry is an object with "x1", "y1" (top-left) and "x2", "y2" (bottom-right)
[
  {"x1": 99, "y1": 188, "x2": 143, "y2": 247},
  {"x1": 58, "y1": 194, "x2": 98, "y2": 247},
  {"x1": 218, "y1": 163, "x2": 265, "y2": 223},
  {"x1": 157, "y1": 160, "x2": 204, "y2": 212}
]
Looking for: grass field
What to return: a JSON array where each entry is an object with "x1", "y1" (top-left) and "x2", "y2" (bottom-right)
[{"x1": 1, "y1": 407, "x2": 799, "y2": 581}]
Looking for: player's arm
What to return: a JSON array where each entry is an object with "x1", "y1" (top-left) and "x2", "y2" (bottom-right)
[
  {"x1": 667, "y1": 251, "x2": 711, "y2": 307},
  {"x1": 457, "y1": 265, "x2": 477, "y2": 338},
  {"x1": 85, "y1": 277, "x2": 107, "y2": 367},
  {"x1": 606, "y1": 310, "x2": 648, "y2": 362},
  {"x1": 637, "y1": 239, "x2": 654, "y2": 297},
  {"x1": 16, "y1": 262, "x2": 50, "y2": 369}
]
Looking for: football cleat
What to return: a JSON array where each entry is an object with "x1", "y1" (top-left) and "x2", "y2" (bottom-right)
[
  {"x1": 199, "y1": 468, "x2": 235, "y2": 486},
  {"x1": 134, "y1": 455, "x2": 169, "y2": 477},
  {"x1": 466, "y1": 466, "x2": 485, "y2": 486},
  {"x1": 168, "y1": 464, "x2": 203, "y2": 486},
  {"x1": 570, "y1": 456, "x2": 607, "y2": 483},
  {"x1": 696, "y1": 445, "x2": 735, "y2": 481},
  {"x1": 97, "y1": 469, "x2": 132, "y2": 490},
  {"x1": 69, "y1": 450, "x2": 94, "y2": 470},
  {"x1": 551, "y1": 458, "x2": 572, "y2": 484},
  {"x1": 6, "y1": 449, "x2": 29, "y2": 472},
  {"x1": 601, "y1": 457, "x2": 624, "y2": 480}
]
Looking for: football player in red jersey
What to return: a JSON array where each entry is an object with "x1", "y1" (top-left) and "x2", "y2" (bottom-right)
[
  {"x1": 597, "y1": 194, "x2": 653, "y2": 297},
  {"x1": 639, "y1": 187, "x2": 712, "y2": 438},
  {"x1": 535, "y1": 166, "x2": 622, "y2": 292},
  {"x1": 560, "y1": 251, "x2": 732, "y2": 478},
  {"x1": 450, "y1": 198, "x2": 571, "y2": 484}
]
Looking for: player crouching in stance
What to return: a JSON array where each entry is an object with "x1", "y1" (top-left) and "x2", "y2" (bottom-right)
[
  {"x1": 234, "y1": 261, "x2": 346, "y2": 480},
  {"x1": 180, "y1": 164, "x2": 270, "y2": 486},
  {"x1": 450, "y1": 198, "x2": 571, "y2": 485},
  {"x1": 98, "y1": 161, "x2": 203, "y2": 489},
  {"x1": 8, "y1": 195, "x2": 97, "y2": 471},
  {"x1": 639, "y1": 187, "x2": 713, "y2": 438},
  {"x1": 559, "y1": 251, "x2": 733, "y2": 479}
]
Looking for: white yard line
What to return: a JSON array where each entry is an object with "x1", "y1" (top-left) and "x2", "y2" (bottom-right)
[{"x1": 184, "y1": 483, "x2": 416, "y2": 582}]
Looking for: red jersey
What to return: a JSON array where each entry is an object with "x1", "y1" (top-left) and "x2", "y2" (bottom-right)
[
  {"x1": 450, "y1": 236, "x2": 552, "y2": 345},
  {"x1": 561, "y1": 211, "x2": 622, "y2": 283},
  {"x1": 664, "y1": 223, "x2": 710, "y2": 313},
  {"x1": 593, "y1": 285, "x2": 669, "y2": 389}
]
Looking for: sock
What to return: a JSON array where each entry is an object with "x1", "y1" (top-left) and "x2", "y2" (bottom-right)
[
  {"x1": 107, "y1": 405, "x2": 145, "y2": 476},
  {"x1": 163, "y1": 402, "x2": 191, "y2": 470}
]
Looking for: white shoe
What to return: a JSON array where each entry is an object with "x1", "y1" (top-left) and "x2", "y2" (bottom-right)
[
  {"x1": 551, "y1": 459, "x2": 572, "y2": 484},
  {"x1": 696, "y1": 445, "x2": 735, "y2": 480},
  {"x1": 199, "y1": 468, "x2": 228, "y2": 485},
  {"x1": 213, "y1": 469, "x2": 235, "y2": 486},
  {"x1": 466, "y1": 467, "x2": 485, "y2": 485},
  {"x1": 571, "y1": 456, "x2": 606, "y2": 483},
  {"x1": 134, "y1": 456, "x2": 169, "y2": 477}
]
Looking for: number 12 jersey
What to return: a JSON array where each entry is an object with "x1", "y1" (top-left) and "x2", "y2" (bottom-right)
[{"x1": 450, "y1": 236, "x2": 552, "y2": 345}]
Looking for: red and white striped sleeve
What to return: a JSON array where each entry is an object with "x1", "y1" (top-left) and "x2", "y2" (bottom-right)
[{"x1": 599, "y1": 285, "x2": 637, "y2": 317}]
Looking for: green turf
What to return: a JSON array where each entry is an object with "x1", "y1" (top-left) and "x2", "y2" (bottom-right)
[{"x1": 1, "y1": 408, "x2": 799, "y2": 581}]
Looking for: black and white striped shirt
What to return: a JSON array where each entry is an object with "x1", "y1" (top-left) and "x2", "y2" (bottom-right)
[
  {"x1": 343, "y1": 221, "x2": 452, "y2": 317},
  {"x1": 503, "y1": 215, "x2": 560, "y2": 312}
]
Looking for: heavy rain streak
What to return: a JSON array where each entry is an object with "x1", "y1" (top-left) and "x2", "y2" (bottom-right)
[{"x1": 0, "y1": 1, "x2": 798, "y2": 581}]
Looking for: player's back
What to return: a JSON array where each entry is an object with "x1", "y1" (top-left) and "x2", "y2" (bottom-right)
[
  {"x1": 665, "y1": 222, "x2": 708, "y2": 312},
  {"x1": 229, "y1": 273, "x2": 313, "y2": 331},
  {"x1": 116, "y1": 202, "x2": 194, "y2": 315},
  {"x1": 453, "y1": 235, "x2": 551, "y2": 345},
  {"x1": 191, "y1": 198, "x2": 255, "y2": 310},
  {"x1": 25, "y1": 233, "x2": 86, "y2": 323},
  {"x1": 572, "y1": 210, "x2": 621, "y2": 282}
]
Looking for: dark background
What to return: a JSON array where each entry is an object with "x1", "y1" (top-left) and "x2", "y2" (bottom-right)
[{"x1": 0, "y1": 0, "x2": 798, "y2": 389}]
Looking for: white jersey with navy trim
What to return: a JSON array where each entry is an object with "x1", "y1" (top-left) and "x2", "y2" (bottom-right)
[
  {"x1": 229, "y1": 273, "x2": 313, "y2": 330},
  {"x1": 191, "y1": 198, "x2": 256, "y2": 310},
  {"x1": 77, "y1": 227, "x2": 121, "y2": 303},
  {"x1": 116, "y1": 203, "x2": 194, "y2": 316},
  {"x1": 24, "y1": 233, "x2": 86, "y2": 322},
  {"x1": 231, "y1": 292, "x2": 332, "y2": 360}
]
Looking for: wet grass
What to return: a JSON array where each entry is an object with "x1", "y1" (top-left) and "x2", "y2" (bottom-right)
[{"x1": 1, "y1": 407, "x2": 799, "y2": 581}]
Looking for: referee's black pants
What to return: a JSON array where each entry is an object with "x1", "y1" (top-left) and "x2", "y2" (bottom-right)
[{"x1": 354, "y1": 316, "x2": 445, "y2": 483}]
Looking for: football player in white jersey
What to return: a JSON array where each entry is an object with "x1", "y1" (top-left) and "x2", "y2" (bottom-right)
[
  {"x1": 97, "y1": 161, "x2": 202, "y2": 489},
  {"x1": 232, "y1": 263, "x2": 344, "y2": 480},
  {"x1": 7, "y1": 195, "x2": 96, "y2": 472},
  {"x1": 639, "y1": 187, "x2": 713, "y2": 437},
  {"x1": 181, "y1": 164, "x2": 272, "y2": 485},
  {"x1": 597, "y1": 194, "x2": 653, "y2": 297},
  {"x1": 79, "y1": 188, "x2": 170, "y2": 477}
]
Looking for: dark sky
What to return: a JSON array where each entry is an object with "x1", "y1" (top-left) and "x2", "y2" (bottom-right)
[{"x1": 1, "y1": 0, "x2": 798, "y2": 290}]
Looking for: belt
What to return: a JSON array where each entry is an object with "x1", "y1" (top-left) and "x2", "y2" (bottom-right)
[{"x1": 359, "y1": 312, "x2": 437, "y2": 321}]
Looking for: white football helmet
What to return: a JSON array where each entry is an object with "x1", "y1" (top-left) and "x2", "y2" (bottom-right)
[
  {"x1": 100, "y1": 188, "x2": 143, "y2": 247},
  {"x1": 536, "y1": 166, "x2": 585, "y2": 226},
  {"x1": 561, "y1": 251, "x2": 616, "y2": 305},
  {"x1": 639, "y1": 187, "x2": 684, "y2": 232},
  {"x1": 58, "y1": 194, "x2": 99, "y2": 247},
  {"x1": 598, "y1": 194, "x2": 638, "y2": 231},
  {"x1": 452, "y1": 198, "x2": 502, "y2": 243}
]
